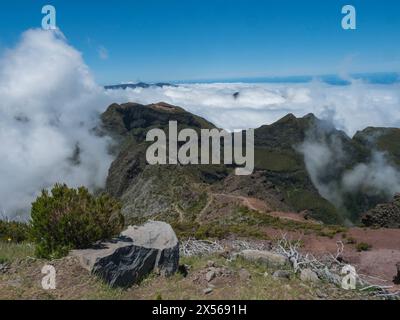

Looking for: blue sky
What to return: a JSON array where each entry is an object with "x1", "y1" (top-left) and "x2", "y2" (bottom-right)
[{"x1": 0, "y1": 0, "x2": 399, "y2": 84}]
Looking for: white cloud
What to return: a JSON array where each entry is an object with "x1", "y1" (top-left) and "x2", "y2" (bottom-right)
[
  {"x1": 342, "y1": 152, "x2": 400, "y2": 196},
  {"x1": 297, "y1": 137, "x2": 400, "y2": 216},
  {"x1": 0, "y1": 29, "x2": 114, "y2": 218},
  {"x1": 98, "y1": 45, "x2": 109, "y2": 60},
  {"x1": 106, "y1": 80, "x2": 400, "y2": 134}
]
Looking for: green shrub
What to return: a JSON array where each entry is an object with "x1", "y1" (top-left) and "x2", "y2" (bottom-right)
[
  {"x1": 356, "y1": 242, "x2": 372, "y2": 252},
  {"x1": 0, "y1": 220, "x2": 30, "y2": 243},
  {"x1": 155, "y1": 293, "x2": 163, "y2": 300},
  {"x1": 345, "y1": 237, "x2": 357, "y2": 245},
  {"x1": 30, "y1": 184, "x2": 124, "y2": 259}
]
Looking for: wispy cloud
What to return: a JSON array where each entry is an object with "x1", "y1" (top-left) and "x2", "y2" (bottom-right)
[{"x1": 98, "y1": 45, "x2": 109, "y2": 60}]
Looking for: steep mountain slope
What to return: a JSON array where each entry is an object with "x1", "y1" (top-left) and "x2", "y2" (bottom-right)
[
  {"x1": 354, "y1": 127, "x2": 400, "y2": 167},
  {"x1": 354, "y1": 128, "x2": 400, "y2": 228},
  {"x1": 100, "y1": 102, "x2": 400, "y2": 228},
  {"x1": 101, "y1": 102, "x2": 229, "y2": 224},
  {"x1": 252, "y1": 113, "x2": 364, "y2": 224}
]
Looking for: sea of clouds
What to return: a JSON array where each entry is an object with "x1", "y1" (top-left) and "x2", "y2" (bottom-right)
[
  {"x1": 1, "y1": 28, "x2": 400, "y2": 219},
  {"x1": 107, "y1": 80, "x2": 400, "y2": 135}
]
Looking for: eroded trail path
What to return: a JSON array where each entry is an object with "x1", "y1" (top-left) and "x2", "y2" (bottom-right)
[
  {"x1": 212, "y1": 193, "x2": 268, "y2": 212},
  {"x1": 202, "y1": 192, "x2": 310, "y2": 223}
]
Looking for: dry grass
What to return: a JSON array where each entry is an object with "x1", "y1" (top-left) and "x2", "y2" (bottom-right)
[
  {"x1": 0, "y1": 241, "x2": 375, "y2": 300},
  {"x1": 0, "y1": 242, "x2": 35, "y2": 264}
]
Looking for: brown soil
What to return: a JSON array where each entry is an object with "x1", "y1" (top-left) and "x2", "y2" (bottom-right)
[
  {"x1": 150, "y1": 102, "x2": 180, "y2": 112},
  {"x1": 268, "y1": 211, "x2": 312, "y2": 223},
  {"x1": 204, "y1": 192, "x2": 400, "y2": 288},
  {"x1": 263, "y1": 223, "x2": 400, "y2": 289}
]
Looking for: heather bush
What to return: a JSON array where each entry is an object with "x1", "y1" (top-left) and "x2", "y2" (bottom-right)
[
  {"x1": 30, "y1": 184, "x2": 124, "y2": 259},
  {"x1": 0, "y1": 220, "x2": 30, "y2": 243}
]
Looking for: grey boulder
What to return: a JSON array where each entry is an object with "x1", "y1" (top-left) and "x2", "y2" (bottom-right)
[
  {"x1": 300, "y1": 268, "x2": 320, "y2": 283},
  {"x1": 272, "y1": 270, "x2": 291, "y2": 280},
  {"x1": 71, "y1": 221, "x2": 179, "y2": 288}
]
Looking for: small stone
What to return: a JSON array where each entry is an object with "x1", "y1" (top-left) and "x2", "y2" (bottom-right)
[
  {"x1": 0, "y1": 263, "x2": 9, "y2": 274},
  {"x1": 203, "y1": 288, "x2": 213, "y2": 295},
  {"x1": 300, "y1": 268, "x2": 320, "y2": 283},
  {"x1": 206, "y1": 270, "x2": 216, "y2": 282},
  {"x1": 393, "y1": 262, "x2": 400, "y2": 285},
  {"x1": 178, "y1": 264, "x2": 190, "y2": 277},
  {"x1": 273, "y1": 270, "x2": 291, "y2": 280},
  {"x1": 215, "y1": 268, "x2": 223, "y2": 276},
  {"x1": 6, "y1": 277, "x2": 22, "y2": 288},
  {"x1": 316, "y1": 289, "x2": 328, "y2": 299},
  {"x1": 219, "y1": 251, "x2": 230, "y2": 259},
  {"x1": 207, "y1": 261, "x2": 215, "y2": 268},
  {"x1": 238, "y1": 268, "x2": 251, "y2": 281}
]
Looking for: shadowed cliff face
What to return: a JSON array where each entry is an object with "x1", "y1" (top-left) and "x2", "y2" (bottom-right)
[{"x1": 101, "y1": 102, "x2": 400, "y2": 227}]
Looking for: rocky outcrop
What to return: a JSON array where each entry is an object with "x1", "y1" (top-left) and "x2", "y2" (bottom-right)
[
  {"x1": 362, "y1": 194, "x2": 400, "y2": 228},
  {"x1": 71, "y1": 221, "x2": 179, "y2": 288}
]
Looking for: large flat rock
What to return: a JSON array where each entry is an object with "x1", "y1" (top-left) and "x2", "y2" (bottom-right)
[{"x1": 71, "y1": 221, "x2": 179, "y2": 288}]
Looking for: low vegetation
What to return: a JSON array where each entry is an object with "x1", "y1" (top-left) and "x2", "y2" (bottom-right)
[
  {"x1": 167, "y1": 206, "x2": 347, "y2": 241},
  {"x1": 356, "y1": 242, "x2": 372, "y2": 252},
  {"x1": 0, "y1": 242, "x2": 35, "y2": 264},
  {"x1": 30, "y1": 184, "x2": 124, "y2": 259},
  {"x1": 0, "y1": 220, "x2": 30, "y2": 243}
]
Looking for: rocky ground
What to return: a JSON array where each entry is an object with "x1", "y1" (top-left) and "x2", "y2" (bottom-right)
[{"x1": 0, "y1": 244, "x2": 376, "y2": 300}]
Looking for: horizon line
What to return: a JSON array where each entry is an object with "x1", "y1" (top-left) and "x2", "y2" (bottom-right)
[{"x1": 103, "y1": 71, "x2": 400, "y2": 86}]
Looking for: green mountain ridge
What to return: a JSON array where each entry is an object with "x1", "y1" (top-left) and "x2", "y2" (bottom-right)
[{"x1": 100, "y1": 102, "x2": 400, "y2": 228}]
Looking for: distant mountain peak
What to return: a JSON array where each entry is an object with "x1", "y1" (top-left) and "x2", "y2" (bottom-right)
[
  {"x1": 276, "y1": 113, "x2": 297, "y2": 123},
  {"x1": 104, "y1": 82, "x2": 177, "y2": 90}
]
